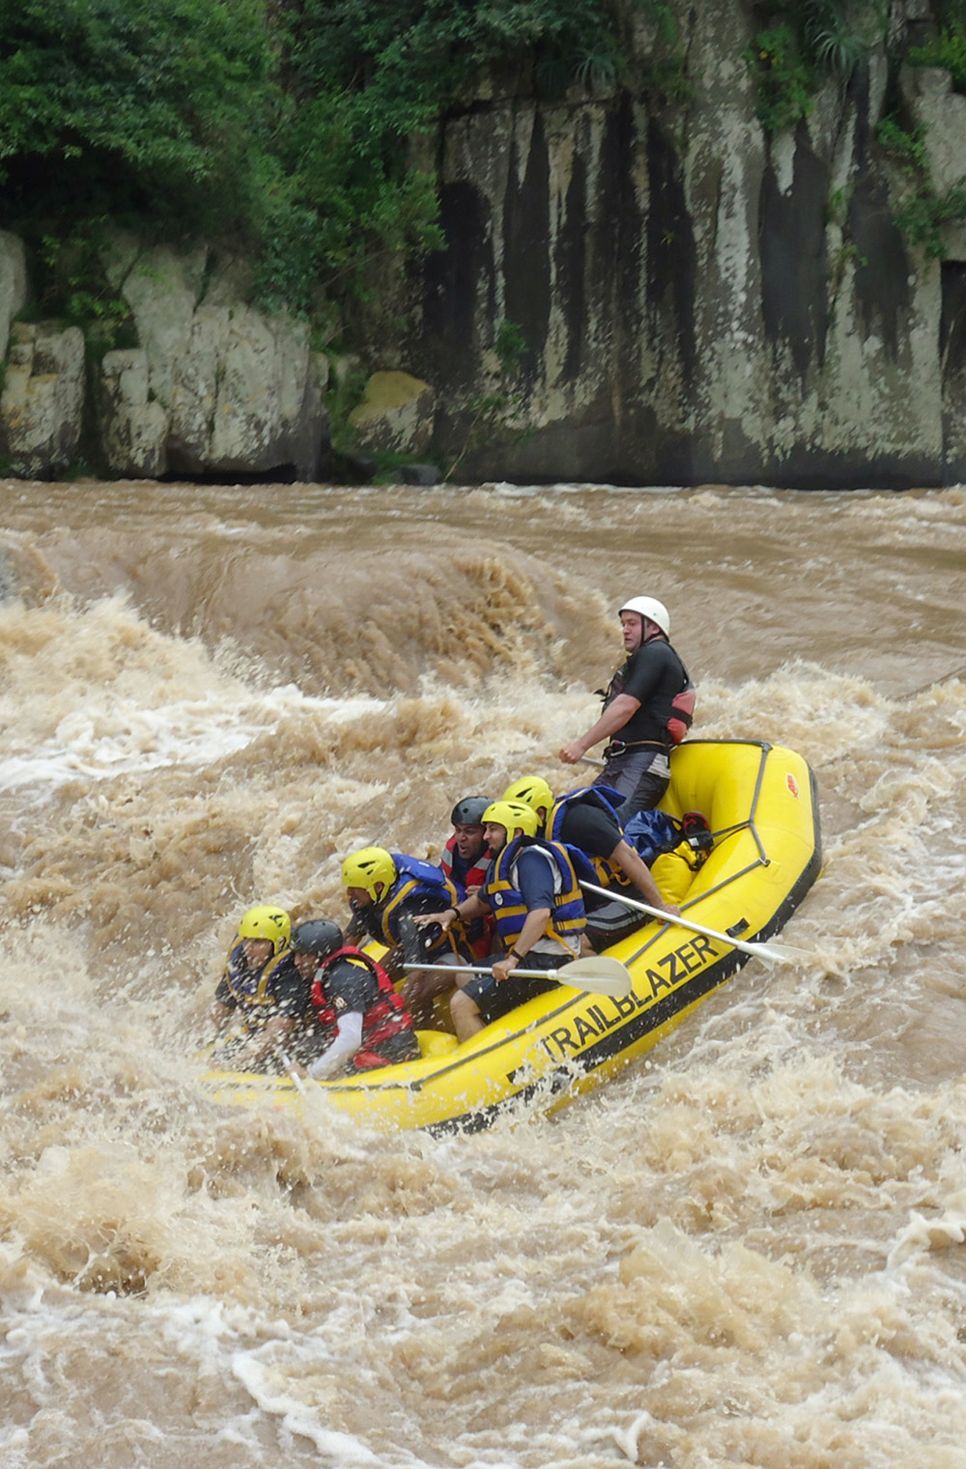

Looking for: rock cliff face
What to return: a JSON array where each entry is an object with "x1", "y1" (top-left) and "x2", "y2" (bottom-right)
[
  {"x1": 2, "y1": 0, "x2": 965, "y2": 487},
  {"x1": 0, "y1": 239, "x2": 328, "y2": 482},
  {"x1": 100, "y1": 243, "x2": 327, "y2": 481},
  {"x1": 0, "y1": 232, "x2": 27, "y2": 361},
  {"x1": 409, "y1": 0, "x2": 966, "y2": 487},
  {"x1": 0, "y1": 321, "x2": 85, "y2": 479}
]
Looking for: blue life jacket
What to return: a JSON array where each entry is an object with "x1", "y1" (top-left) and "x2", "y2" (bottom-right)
[
  {"x1": 547, "y1": 783, "x2": 624, "y2": 839},
  {"x1": 222, "y1": 943, "x2": 292, "y2": 1010},
  {"x1": 376, "y1": 852, "x2": 459, "y2": 948},
  {"x1": 483, "y1": 836, "x2": 586, "y2": 954},
  {"x1": 623, "y1": 809, "x2": 685, "y2": 864}
]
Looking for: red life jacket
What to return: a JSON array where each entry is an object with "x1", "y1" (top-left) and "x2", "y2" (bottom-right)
[
  {"x1": 441, "y1": 836, "x2": 495, "y2": 959},
  {"x1": 440, "y1": 835, "x2": 492, "y2": 893},
  {"x1": 667, "y1": 686, "x2": 696, "y2": 745},
  {"x1": 309, "y1": 945, "x2": 414, "y2": 1062}
]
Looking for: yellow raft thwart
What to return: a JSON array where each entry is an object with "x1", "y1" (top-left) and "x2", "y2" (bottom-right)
[{"x1": 204, "y1": 740, "x2": 820, "y2": 1132}]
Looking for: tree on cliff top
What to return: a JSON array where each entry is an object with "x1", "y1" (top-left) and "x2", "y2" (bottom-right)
[
  {"x1": 0, "y1": 0, "x2": 642, "y2": 321},
  {"x1": 267, "y1": 0, "x2": 640, "y2": 304},
  {"x1": 0, "y1": 0, "x2": 272, "y2": 232}
]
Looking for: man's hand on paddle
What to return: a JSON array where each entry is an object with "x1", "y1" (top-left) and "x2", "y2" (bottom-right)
[{"x1": 558, "y1": 741, "x2": 585, "y2": 764}]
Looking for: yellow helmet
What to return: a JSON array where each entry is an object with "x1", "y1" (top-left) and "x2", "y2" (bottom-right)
[
  {"x1": 482, "y1": 800, "x2": 540, "y2": 840},
  {"x1": 237, "y1": 904, "x2": 291, "y2": 955},
  {"x1": 502, "y1": 775, "x2": 553, "y2": 820},
  {"x1": 341, "y1": 845, "x2": 397, "y2": 899}
]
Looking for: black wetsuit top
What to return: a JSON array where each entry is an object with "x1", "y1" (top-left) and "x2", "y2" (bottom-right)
[{"x1": 603, "y1": 639, "x2": 689, "y2": 747}]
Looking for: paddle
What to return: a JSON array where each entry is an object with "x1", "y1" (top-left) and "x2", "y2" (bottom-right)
[
  {"x1": 402, "y1": 956, "x2": 632, "y2": 996},
  {"x1": 579, "y1": 880, "x2": 806, "y2": 965},
  {"x1": 281, "y1": 1051, "x2": 308, "y2": 1096}
]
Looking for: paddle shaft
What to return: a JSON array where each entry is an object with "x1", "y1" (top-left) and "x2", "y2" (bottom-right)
[
  {"x1": 579, "y1": 881, "x2": 802, "y2": 964},
  {"x1": 405, "y1": 961, "x2": 577, "y2": 982},
  {"x1": 401, "y1": 956, "x2": 632, "y2": 996},
  {"x1": 281, "y1": 1051, "x2": 308, "y2": 1096}
]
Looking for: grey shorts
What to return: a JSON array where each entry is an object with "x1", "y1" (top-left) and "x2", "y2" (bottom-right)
[{"x1": 596, "y1": 747, "x2": 670, "y2": 820}]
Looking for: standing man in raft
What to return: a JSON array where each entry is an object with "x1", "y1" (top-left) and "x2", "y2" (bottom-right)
[{"x1": 559, "y1": 595, "x2": 694, "y2": 819}]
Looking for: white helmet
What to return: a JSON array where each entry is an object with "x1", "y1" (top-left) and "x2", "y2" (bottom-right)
[{"x1": 618, "y1": 596, "x2": 670, "y2": 637}]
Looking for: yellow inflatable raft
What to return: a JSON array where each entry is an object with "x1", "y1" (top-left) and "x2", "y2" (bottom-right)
[{"x1": 204, "y1": 740, "x2": 820, "y2": 1132}]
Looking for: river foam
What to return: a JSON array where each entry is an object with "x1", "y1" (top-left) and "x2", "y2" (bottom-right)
[{"x1": 1, "y1": 480, "x2": 964, "y2": 1468}]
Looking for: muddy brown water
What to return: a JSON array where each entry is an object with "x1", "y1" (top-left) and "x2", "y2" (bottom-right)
[{"x1": 1, "y1": 479, "x2": 964, "y2": 1468}]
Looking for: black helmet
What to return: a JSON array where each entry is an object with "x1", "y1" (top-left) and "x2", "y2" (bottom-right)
[
  {"x1": 291, "y1": 919, "x2": 343, "y2": 959},
  {"x1": 450, "y1": 796, "x2": 490, "y2": 826}
]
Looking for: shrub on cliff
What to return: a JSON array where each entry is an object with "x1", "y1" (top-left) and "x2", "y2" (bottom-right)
[
  {"x1": 746, "y1": 1, "x2": 891, "y2": 136},
  {"x1": 0, "y1": 0, "x2": 641, "y2": 321},
  {"x1": 0, "y1": 0, "x2": 273, "y2": 234},
  {"x1": 268, "y1": 0, "x2": 641, "y2": 305}
]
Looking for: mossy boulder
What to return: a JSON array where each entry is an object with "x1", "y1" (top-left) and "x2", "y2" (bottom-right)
[{"x1": 348, "y1": 370, "x2": 436, "y2": 454}]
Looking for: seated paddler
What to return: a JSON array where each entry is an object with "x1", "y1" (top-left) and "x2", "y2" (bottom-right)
[
  {"x1": 502, "y1": 774, "x2": 679, "y2": 917},
  {"x1": 438, "y1": 793, "x2": 495, "y2": 959},
  {"x1": 290, "y1": 919, "x2": 420, "y2": 1078},
  {"x1": 417, "y1": 800, "x2": 588, "y2": 1042},
  {"x1": 340, "y1": 844, "x2": 470, "y2": 1023},
  {"x1": 208, "y1": 903, "x2": 314, "y2": 1071}
]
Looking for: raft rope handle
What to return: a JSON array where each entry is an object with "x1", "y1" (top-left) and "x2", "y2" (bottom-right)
[{"x1": 704, "y1": 819, "x2": 752, "y2": 844}]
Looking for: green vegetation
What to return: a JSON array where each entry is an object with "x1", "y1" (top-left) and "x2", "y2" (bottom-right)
[
  {"x1": 744, "y1": 25, "x2": 815, "y2": 135},
  {"x1": 34, "y1": 226, "x2": 136, "y2": 358},
  {"x1": 0, "y1": 0, "x2": 678, "y2": 333},
  {"x1": 745, "y1": 1, "x2": 890, "y2": 135},
  {"x1": 878, "y1": 7, "x2": 966, "y2": 256},
  {"x1": 0, "y1": 1, "x2": 274, "y2": 238},
  {"x1": 325, "y1": 358, "x2": 370, "y2": 458},
  {"x1": 877, "y1": 116, "x2": 966, "y2": 259},
  {"x1": 909, "y1": 20, "x2": 966, "y2": 90},
  {"x1": 876, "y1": 118, "x2": 930, "y2": 175},
  {"x1": 0, "y1": 0, "x2": 279, "y2": 342},
  {"x1": 802, "y1": 0, "x2": 889, "y2": 74},
  {"x1": 494, "y1": 319, "x2": 529, "y2": 376},
  {"x1": 931, "y1": 1, "x2": 966, "y2": 39}
]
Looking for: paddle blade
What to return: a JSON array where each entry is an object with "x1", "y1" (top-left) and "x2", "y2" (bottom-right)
[
  {"x1": 740, "y1": 938, "x2": 808, "y2": 964},
  {"x1": 553, "y1": 956, "x2": 633, "y2": 996}
]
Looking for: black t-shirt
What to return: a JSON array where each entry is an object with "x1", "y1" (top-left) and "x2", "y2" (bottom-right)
[
  {"x1": 557, "y1": 798, "x2": 621, "y2": 859},
  {"x1": 604, "y1": 639, "x2": 688, "y2": 745},
  {"x1": 322, "y1": 954, "x2": 380, "y2": 1018},
  {"x1": 270, "y1": 956, "x2": 315, "y2": 1018}
]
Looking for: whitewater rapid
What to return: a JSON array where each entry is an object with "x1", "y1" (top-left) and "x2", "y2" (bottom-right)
[{"x1": 1, "y1": 480, "x2": 964, "y2": 1468}]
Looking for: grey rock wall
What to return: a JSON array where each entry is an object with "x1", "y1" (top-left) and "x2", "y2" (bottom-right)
[
  {"x1": 98, "y1": 349, "x2": 168, "y2": 478},
  {"x1": 106, "y1": 244, "x2": 326, "y2": 479},
  {"x1": 0, "y1": 238, "x2": 329, "y2": 481},
  {"x1": 0, "y1": 231, "x2": 27, "y2": 362},
  {"x1": 2, "y1": 0, "x2": 964, "y2": 488},
  {"x1": 0, "y1": 322, "x2": 85, "y2": 478},
  {"x1": 410, "y1": 0, "x2": 966, "y2": 487}
]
